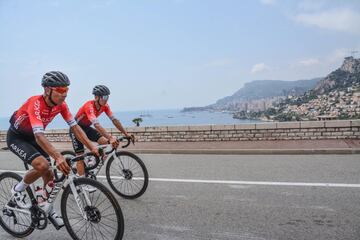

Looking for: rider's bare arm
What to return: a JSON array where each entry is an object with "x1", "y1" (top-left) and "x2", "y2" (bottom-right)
[
  {"x1": 112, "y1": 118, "x2": 131, "y2": 137},
  {"x1": 92, "y1": 122, "x2": 112, "y2": 140},
  {"x1": 71, "y1": 125, "x2": 98, "y2": 152},
  {"x1": 34, "y1": 132, "x2": 70, "y2": 174}
]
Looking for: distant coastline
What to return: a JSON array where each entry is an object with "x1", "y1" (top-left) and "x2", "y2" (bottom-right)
[{"x1": 0, "y1": 109, "x2": 262, "y2": 130}]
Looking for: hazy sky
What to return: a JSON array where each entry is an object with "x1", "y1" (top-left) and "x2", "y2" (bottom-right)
[{"x1": 1, "y1": 0, "x2": 360, "y2": 117}]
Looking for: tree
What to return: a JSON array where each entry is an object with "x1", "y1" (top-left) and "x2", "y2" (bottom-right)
[{"x1": 132, "y1": 117, "x2": 143, "y2": 127}]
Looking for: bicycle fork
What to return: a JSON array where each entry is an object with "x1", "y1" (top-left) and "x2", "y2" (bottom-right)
[{"x1": 68, "y1": 175, "x2": 92, "y2": 221}]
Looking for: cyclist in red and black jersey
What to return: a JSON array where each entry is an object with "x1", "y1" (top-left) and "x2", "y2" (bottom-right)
[
  {"x1": 7, "y1": 71, "x2": 100, "y2": 227},
  {"x1": 70, "y1": 85, "x2": 134, "y2": 179}
]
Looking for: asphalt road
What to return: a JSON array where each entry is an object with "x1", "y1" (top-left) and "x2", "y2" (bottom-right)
[{"x1": 0, "y1": 152, "x2": 360, "y2": 240}]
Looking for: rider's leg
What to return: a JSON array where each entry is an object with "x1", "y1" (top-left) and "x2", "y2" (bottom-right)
[
  {"x1": 76, "y1": 152, "x2": 85, "y2": 176},
  {"x1": 7, "y1": 129, "x2": 52, "y2": 208},
  {"x1": 79, "y1": 126, "x2": 103, "y2": 168},
  {"x1": 41, "y1": 166, "x2": 54, "y2": 185},
  {"x1": 11, "y1": 156, "x2": 49, "y2": 209},
  {"x1": 25, "y1": 156, "x2": 55, "y2": 199},
  {"x1": 24, "y1": 156, "x2": 51, "y2": 185},
  {"x1": 7, "y1": 129, "x2": 45, "y2": 187},
  {"x1": 71, "y1": 125, "x2": 102, "y2": 197},
  {"x1": 69, "y1": 127, "x2": 86, "y2": 176}
]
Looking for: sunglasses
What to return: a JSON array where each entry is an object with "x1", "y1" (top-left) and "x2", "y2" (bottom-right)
[
  {"x1": 101, "y1": 95, "x2": 109, "y2": 101},
  {"x1": 51, "y1": 86, "x2": 69, "y2": 94}
]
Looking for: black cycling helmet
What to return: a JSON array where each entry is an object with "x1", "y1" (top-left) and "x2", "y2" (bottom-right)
[
  {"x1": 41, "y1": 71, "x2": 70, "y2": 87},
  {"x1": 93, "y1": 85, "x2": 111, "y2": 96}
]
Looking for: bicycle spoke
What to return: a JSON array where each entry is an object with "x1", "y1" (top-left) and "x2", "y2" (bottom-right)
[
  {"x1": 70, "y1": 217, "x2": 85, "y2": 227},
  {"x1": 98, "y1": 221, "x2": 117, "y2": 237},
  {"x1": 75, "y1": 221, "x2": 88, "y2": 239},
  {"x1": 97, "y1": 203, "x2": 115, "y2": 215},
  {"x1": 129, "y1": 180, "x2": 142, "y2": 191},
  {"x1": 95, "y1": 222, "x2": 109, "y2": 240},
  {"x1": 101, "y1": 212, "x2": 117, "y2": 218},
  {"x1": 89, "y1": 222, "x2": 97, "y2": 240},
  {"x1": 93, "y1": 194, "x2": 110, "y2": 210},
  {"x1": 83, "y1": 221, "x2": 91, "y2": 240},
  {"x1": 92, "y1": 189, "x2": 103, "y2": 207}
]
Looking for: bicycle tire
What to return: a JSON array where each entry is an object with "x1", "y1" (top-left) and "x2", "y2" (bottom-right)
[
  {"x1": 106, "y1": 151, "x2": 149, "y2": 199},
  {"x1": 0, "y1": 172, "x2": 35, "y2": 238}
]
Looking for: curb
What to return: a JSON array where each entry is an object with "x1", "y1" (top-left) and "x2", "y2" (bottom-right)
[
  {"x1": 129, "y1": 148, "x2": 360, "y2": 155},
  {"x1": 1, "y1": 147, "x2": 360, "y2": 155}
]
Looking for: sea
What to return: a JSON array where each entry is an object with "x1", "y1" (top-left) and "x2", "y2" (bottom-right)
[{"x1": 0, "y1": 109, "x2": 261, "y2": 130}]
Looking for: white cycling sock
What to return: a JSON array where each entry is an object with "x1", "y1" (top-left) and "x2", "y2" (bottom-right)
[{"x1": 15, "y1": 180, "x2": 29, "y2": 192}]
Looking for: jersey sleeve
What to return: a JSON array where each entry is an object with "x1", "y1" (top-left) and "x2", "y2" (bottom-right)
[
  {"x1": 84, "y1": 102, "x2": 99, "y2": 125},
  {"x1": 61, "y1": 103, "x2": 77, "y2": 127},
  {"x1": 27, "y1": 98, "x2": 45, "y2": 134},
  {"x1": 104, "y1": 104, "x2": 115, "y2": 120}
]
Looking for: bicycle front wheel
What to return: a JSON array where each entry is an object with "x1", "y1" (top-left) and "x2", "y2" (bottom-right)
[
  {"x1": 61, "y1": 177, "x2": 124, "y2": 240},
  {"x1": 0, "y1": 172, "x2": 34, "y2": 238},
  {"x1": 106, "y1": 151, "x2": 149, "y2": 199}
]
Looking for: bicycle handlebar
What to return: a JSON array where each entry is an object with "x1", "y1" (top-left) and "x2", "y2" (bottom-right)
[
  {"x1": 100, "y1": 135, "x2": 135, "y2": 155},
  {"x1": 117, "y1": 134, "x2": 135, "y2": 148}
]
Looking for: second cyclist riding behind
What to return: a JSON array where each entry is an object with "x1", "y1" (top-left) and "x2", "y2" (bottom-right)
[{"x1": 69, "y1": 85, "x2": 135, "y2": 191}]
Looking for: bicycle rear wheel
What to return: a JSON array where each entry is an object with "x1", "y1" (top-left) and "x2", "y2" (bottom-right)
[
  {"x1": 106, "y1": 151, "x2": 149, "y2": 199},
  {"x1": 0, "y1": 172, "x2": 34, "y2": 238},
  {"x1": 61, "y1": 177, "x2": 124, "y2": 240}
]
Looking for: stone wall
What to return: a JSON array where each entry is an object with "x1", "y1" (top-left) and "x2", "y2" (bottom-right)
[{"x1": 1, "y1": 120, "x2": 359, "y2": 142}]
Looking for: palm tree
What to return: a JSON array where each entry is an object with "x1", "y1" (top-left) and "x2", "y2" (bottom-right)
[{"x1": 132, "y1": 117, "x2": 143, "y2": 127}]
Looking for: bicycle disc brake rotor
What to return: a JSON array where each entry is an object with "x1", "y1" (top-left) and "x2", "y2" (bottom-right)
[
  {"x1": 123, "y1": 169, "x2": 133, "y2": 180},
  {"x1": 85, "y1": 206, "x2": 101, "y2": 223}
]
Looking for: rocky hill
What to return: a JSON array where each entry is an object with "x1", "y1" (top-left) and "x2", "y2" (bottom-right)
[
  {"x1": 313, "y1": 56, "x2": 360, "y2": 94},
  {"x1": 246, "y1": 57, "x2": 360, "y2": 121}
]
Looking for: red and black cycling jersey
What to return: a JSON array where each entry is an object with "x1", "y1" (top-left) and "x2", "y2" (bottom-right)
[
  {"x1": 9, "y1": 95, "x2": 77, "y2": 137},
  {"x1": 75, "y1": 100, "x2": 115, "y2": 127}
]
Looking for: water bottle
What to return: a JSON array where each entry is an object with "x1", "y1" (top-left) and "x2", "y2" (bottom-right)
[
  {"x1": 36, "y1": 182, "x2": 54, "y2": 214},
  {"x1": 43, "y1": 181, "x2": 54, "y2": 199},
  {"x1": 35, "y1": 186, "x2": 46, "y2": 206}
]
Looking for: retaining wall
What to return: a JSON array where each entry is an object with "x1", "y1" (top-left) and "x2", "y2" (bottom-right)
[{"x1": 1, "y1": 120, "x2": 359, "y2": 142}]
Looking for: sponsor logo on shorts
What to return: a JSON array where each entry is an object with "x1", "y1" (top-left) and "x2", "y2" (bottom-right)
[{"x1": 10, "y1": 143, "x2": 27, "y2": 160}]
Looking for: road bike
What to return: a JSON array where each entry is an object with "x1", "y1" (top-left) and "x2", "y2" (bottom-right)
[{"x1": 0, "y1": 151, "x2": 124, "y2": 240}]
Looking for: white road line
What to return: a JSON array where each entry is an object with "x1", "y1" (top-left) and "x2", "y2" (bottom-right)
[{"x1": 0, "y1": 169, "x2": 359, "y2": 188}]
